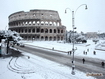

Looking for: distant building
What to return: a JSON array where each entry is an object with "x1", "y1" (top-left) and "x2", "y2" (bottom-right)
[
  {"x1": 8, "y1": 9, "x2": 66, "y2": 41},
  {"x1": 86, "y1": 32, "x2": 98, "y2": 39}
]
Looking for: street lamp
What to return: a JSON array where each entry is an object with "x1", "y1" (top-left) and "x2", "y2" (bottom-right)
[{"x1": 65, "y1": 4, "x2": 88, "y2": 75}]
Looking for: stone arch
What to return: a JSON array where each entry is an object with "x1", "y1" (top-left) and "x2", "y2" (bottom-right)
[
  {"x1": 53, "y1": 22, "x2": 56, "y2": 26},
  {"x1": 37, "y1": 36, "x2": 39, "y2": 40},
  {"x1": 36, "y1": 28, "x2": 40, "y2": 33},
  {"x1": 45, "y1": 28, "x2": 48, "y2": 33},
  {"x1": 25, "y1": 21, "x2": 28, "y2": 25},
  {"x1": 45, "y1": 21, "x2": 48, "y2": 26},
  {"x1": 29, "y1": 21, "x2": 31, "y2": 25},
  {"x1": 28, "y1": 29, "x2": 31, "y2": 33},
  {"x1": 61, "y1": 30, "x2": 63, "y2": 33},
  {"x1": 61, "y1": 37, "x2": 63, "y2": 40},
  {"x1": 37, "y1": 21, "x2": 40, "y2": 25},
  {"x1": 41, "y1": 21, "x2": 44, "y2": 25},
  {"x1": 54, "y1": 29, "x2": 56, "y2": 33},
  {"x1": 49, "y1": 21, "x2": 52, "y2": 26},
  {"x1": 57, "y1": 36, "x2": 60, "y2": 41},
  {"x1": 45, "y1": 36, "x2": 48, "y2": 41},
  {"x1": 41, "y1": 29, "x2": 44, "y2": 33},
  {"x1": 54, "y1": 36, "x2": 56, "y2": 41},
  {"x1": 49, "y1": 29, "x2": 52, "y2": 33},
  {"x1": 25, "y1": 29, "x2": 27, "y2": 33},
  {"x1": 41, "y1": 36, "x2": 44, "y2": 40},
  {"x1": 49, "y1": 36, "x2": 52, "y2": 41},
  {"x1": 32, "y1": 28, "x2": 35, "y2": 33},
  {"x1": 33, "y1": 21, "x2": 35, "y2": 25},
  {"x1": 57, "y1": 22, "x2": 59, "y2": 26},
  {"x1": 58, "y1": 29, "x2": 60, "y2": 33}
]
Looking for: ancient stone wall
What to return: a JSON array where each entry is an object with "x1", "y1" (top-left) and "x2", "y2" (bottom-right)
[{"x1": 9, "y1": 9, "x2": 66, "y2": 41}]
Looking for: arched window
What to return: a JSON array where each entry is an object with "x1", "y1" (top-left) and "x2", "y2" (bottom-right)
[
  {"x1": 33, "y1": 21, "x2": 35, "y2": 25},
  {"x1": 25, "y1": 29, "x2": 27, "y2": 33},
  {"x1": 57, "y1": 22, "x2": 59, "y2": 26},
  {"x1": 58, "y1": 29, "x2": 60, "y2": 33},
  {"x1": 36, "y1": 28, "x2": 40, "y2": 33},
  {"x1": 49, "y1": 37, "x2": 52, "y2": 41},
  {"x1": 57, "y1": 36, "x2": 60, "y2": 41},
  {"x1": 41, "y1": 36, "x2": 44, "y2": 40},
  {"x1": 21, "y1": 29, "x2": 23, "y2": 33},
  {"x1": 61, "y1": 37, "x2": 63, "y2": 40},
  {"x1": 45, "y1": 36, "x2": 48, "y2": 41},
  {"x1": 54, "y1": 36, "x2": 56, "y2": 41},
  {"x1": 45, "y1": 29, "x2": 48, "y2": 33},
  {"x1": 37, "y1": 21, "x2": 40, "y2": 25},
  {"x1": 41, "y1": 21, "x2": 44, "y2": 25},
  {"x1": 61, "y1": 30, "x2": 63, "y2": 33},
  {"x1": 50, "y1": 29, "x2": 52, "y2": 33},
  {"x1": 53, "y1": 22, "x2": 56, "y2": 26},
  {"x1": 32, "y1": 29, "x2": 35, "y2": 33},
  {"x1": 45, "y1": 21, "x2": 48, "y2": 25},
  {"x1": 25, "y1": 22, "x2": 28, "y2": 25},
  {"x1": 54, "y1": 29, "x2": 56, "y2": 33},
  {"x1": 49, "y1": 22, "x2": 52, "y2": 26},
  {"x1": 29, "y1": 29, "x2": 31, "y2": 33},
  {"x1": 41, "y1": 29, "x2": 44, "y2": 33},
  {"x1": 29, "y1": 21, "x2": 31, "y2": 25}
]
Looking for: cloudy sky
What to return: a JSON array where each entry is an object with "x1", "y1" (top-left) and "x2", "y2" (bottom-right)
[{"x1": 0, "y1": 0, "x2": 105, "y2": 33}]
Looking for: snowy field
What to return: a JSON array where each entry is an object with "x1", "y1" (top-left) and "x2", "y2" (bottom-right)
[
  {"x1": 0, "y1": 51, "x2": 94, "y2": 79},
  {"x1": 24, "y1": 40, "x2": 105, "y2": 60},
  {"x1": 0, "y1": 39, "x2": 104, "y2": 79}
]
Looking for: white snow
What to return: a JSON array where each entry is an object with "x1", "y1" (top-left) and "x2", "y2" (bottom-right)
[
  {"x1": 1, "y1": 39, "x2": 105, "y2": 79},
  {"x1": 23, "y1": 40, "x2": 105, "y2": 60},
  {"x1": 0, "y1": 51, "x2": 94, "y2": 79}
]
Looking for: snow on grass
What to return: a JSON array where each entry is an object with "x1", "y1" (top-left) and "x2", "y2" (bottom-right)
[
  {"x1": 0, "y1": 52, "x2": 94, "y2": 79},
  {"x1": 23, "y1": 40, "x2": 105, "y2": 60}
]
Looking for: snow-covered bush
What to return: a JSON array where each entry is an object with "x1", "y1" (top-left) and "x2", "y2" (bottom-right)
[
  {"x1": 0, "y1": 30, "x2": 22, "y2": 44},
  {"x1": 66, "y1": 30, "x2": 87, "y2": 43}
]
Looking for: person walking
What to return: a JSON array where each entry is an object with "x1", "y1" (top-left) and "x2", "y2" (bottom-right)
[
  {"x1": 93, "y1": 51, "x2": 96, "y2": 55},
  {"x1": 82, "y1": 58, "x2": 85, "y2": 64},
  {"x1": 83, "y1": 51, "x2": 85, "y2": 55},
  {"x1": 85, "y1": 52, "x2": 87, "y2": 55},
  {"x1": 101, "y1": 61, "x2": 104, "y2": 68},
  {"x1": 70, "y1": 51, "x2": 72, "y2": 55}
]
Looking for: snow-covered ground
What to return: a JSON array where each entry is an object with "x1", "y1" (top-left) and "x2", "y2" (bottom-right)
[
  {"x1": 24, "y1": 40, "x2": 105, "y2": 60},
  {"x1": 0, "y1": 51, "x2": 94, "y2": 79},
  {"x1": 0, "y1": 40, "x2": 104, "y2": 79}
]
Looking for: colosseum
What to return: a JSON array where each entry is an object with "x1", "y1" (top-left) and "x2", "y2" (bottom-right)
[{"x1": 8, "y1": 9, "x2": 66, "y2": 41}]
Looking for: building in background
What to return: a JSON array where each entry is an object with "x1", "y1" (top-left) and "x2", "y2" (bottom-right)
[
  {"x1": 86, "y1": 32, "x2": 98, "y2": 39},
  {"x1": 8, "y1": 9, "x2": 66, "y2": 41}
]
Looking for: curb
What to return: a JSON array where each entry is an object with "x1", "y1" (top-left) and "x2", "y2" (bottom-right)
[{"x1": 24, "y1": 44, "x2": 67, "y2": 53}]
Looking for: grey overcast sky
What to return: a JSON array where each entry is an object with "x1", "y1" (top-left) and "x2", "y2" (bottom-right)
[{"x1": 0, "y1": 0, "x2": 105, "y2": 33}]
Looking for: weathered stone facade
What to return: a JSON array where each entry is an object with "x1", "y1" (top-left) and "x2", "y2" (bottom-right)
[{"x1": 8, "y1": 9, "x2": 66, "y2": 41}]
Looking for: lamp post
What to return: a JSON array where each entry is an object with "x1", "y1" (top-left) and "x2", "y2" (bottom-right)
[{"x1": 65, "y1": 4, "x2": 88, "y2": 75}]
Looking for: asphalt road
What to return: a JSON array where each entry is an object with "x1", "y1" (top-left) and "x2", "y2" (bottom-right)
[{"x1": 14, "y1": 45, "x2": 105, "y2": 79}]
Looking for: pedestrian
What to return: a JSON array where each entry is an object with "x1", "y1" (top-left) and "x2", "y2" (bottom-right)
[
  {"x1": 93, "y1": 51, "x2": 96, "y2": 55},
  {"x1": 101, "y1": 61, "x2": 104, "y2": 68},
  {"x1": 28, "y1": 56, "x2": 30, "y2": 59},
  {"x1": 68, "y1": 51, "x2": 69, "y2": 55},
  {"x1": 83, "y1": 51, "x2": 85, "y2": 55},
  {"x1": 85, "y1": 52, "x2": 87, "y2": 55},
  {"x1": 82, "y1": 58, "x2": 85, "y2": 64},
  {"x1": 87, "y1": 49, "x2": 89, "y2": 52},
  {"x1": 52, "y1": 47, "x2": 54, "y2": 50},
  {"x1": 70, "y1": 51, "x2": 72, "y2": 55}
]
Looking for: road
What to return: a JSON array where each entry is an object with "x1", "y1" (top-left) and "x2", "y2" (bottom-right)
[{"x1": 14, "y1": 45, "x2": 105, "y2": 79}]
